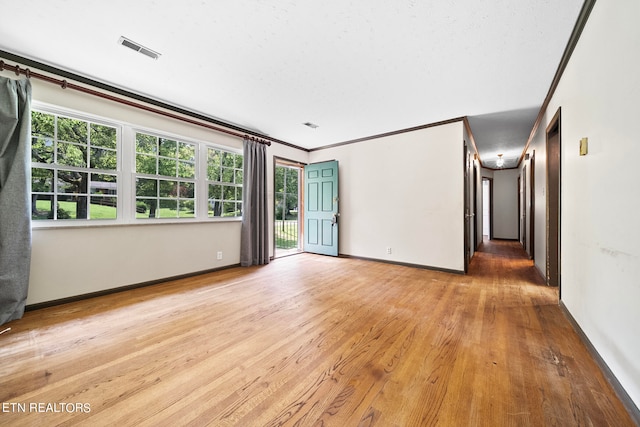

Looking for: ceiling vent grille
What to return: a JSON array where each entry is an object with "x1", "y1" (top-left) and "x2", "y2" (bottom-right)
[{"x1": 118, "y1": 36, "x2": 161, "y2": 60}]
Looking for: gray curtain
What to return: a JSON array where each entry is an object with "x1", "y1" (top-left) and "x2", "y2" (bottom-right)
[
  {"x1": 240, "y1": 137, "x2": 269, "y2": 267},
  {"x1": 0, "y1": 77, "x2": 32, "y2": 325}
]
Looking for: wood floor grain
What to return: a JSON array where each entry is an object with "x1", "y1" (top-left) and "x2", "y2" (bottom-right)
[{"x1": 0, "y1": 240, "x2": 634, "y2": 426}]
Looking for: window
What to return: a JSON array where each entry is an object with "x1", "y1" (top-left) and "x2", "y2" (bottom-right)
[
  {"x1": 30, "y1": 105, "x2": 243, "y2": 225},
  {"x1": 207, "y1": 147, "x2": 243, "y2": 217},
  {"x1": 31, "y1": 110, "x2": 118, "y2": 220},
  {"x1": 134, "y1": 132, "x2": 196, "y2": 219}
]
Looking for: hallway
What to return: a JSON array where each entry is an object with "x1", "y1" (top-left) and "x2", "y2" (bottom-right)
[{"x1": 466, "y1": 239, "x2": 634, "y2": 425}]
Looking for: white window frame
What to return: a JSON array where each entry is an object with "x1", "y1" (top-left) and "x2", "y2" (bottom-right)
[
  {"x1": 30, "y1": 102, "x2": 243, "y2": 228},
  {"x1": 30, "y1": 103, "x2": 123, "y2": 227},
  {"x1": 205, "y1": 146, "x2": 244, "y2": 219},
  {"x1": 132, "y1": 128, "x2": 199, "y2": 221}
]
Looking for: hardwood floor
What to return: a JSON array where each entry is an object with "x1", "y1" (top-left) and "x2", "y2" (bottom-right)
[{"x1": 0, "y1": 240, "x2": 634, "y2": 426}]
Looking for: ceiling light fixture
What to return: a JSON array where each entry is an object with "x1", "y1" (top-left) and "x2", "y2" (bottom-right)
[
  {"x1": 496, "y1": 154, "x2": 504, "y2": 168},
  {"x1": 118, "y1": 36, "x2": 161, "y2": 60},
  {"x1": 303, "y1": 122, "x2": 319, "y2": 129}
]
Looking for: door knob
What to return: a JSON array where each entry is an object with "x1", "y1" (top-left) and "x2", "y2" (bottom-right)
[{"x1": 331, "y1": 212, "x2": 340, "y2": 226}]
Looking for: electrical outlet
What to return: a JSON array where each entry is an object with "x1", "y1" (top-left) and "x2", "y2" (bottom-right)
[
  {"x1": 386, "y1": 247, "x2": 392, "y2": 255},
  {"x1": 217, "y1": 251, "x2": 223, "y2": 260}
]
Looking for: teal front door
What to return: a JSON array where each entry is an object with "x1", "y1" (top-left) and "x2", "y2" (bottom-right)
[{"x1": 304, "y1": 160, "x2": 339, "y2": 256}]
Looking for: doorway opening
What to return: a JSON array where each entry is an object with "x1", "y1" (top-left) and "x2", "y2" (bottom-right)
[
  {"x1": 473, "y1": 163, "x2": 479, "y2": 250},
  {"x1": 529, "y1": 151, "x2": 536, "y2": 260},
  {"x1": 518, "y1": 174, "x2": 522, "y2": 245},
  {"x1": 546, "y1": 108, "x2": 561, "y2": 294},
  {"x1": 482, "y1": 178, "x2": 492, "y2": 241},
  {"x1": 274, "y1": 159, "x2": 303, "y2": 258}
]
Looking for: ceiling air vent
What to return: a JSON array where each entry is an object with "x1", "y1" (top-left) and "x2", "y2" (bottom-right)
[
  {"x1": 303, "y1": 122, "x2": 319, "y2": 129},
  {"x1": 118, "y1": 36, "x2": 161, "y2": 60}
]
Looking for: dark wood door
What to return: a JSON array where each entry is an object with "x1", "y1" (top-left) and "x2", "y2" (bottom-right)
[
  {"x1": 547, "y1": 111, "x2": 561, "y2": 290},
  {"x1": 463, "y1": 144, "x2": 470, "y2": 273},
  {"x1": 529, "y1": 151, "x2": 535, "y2": 260}
]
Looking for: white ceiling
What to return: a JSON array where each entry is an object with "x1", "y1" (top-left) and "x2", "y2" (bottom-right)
[{"x1": 0, "y1": 1, "x2": 583, "y2": 166}]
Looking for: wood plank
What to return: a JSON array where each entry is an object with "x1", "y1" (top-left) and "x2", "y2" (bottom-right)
[{"x1": 0, "y1": 241, "x2": 634, "y2": 426}]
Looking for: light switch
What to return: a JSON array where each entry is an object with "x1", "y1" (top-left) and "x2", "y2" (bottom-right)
[{"x1": 580, "y1": 137, "x2": 588, "y2": 156}]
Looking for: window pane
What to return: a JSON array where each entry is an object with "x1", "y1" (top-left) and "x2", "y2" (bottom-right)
[
  {"x1": 223, "y1": 185, "x2": 236, "y2": 200},
  {"x1": 235, "y1": 154, "x2": 243, "y2": 169},
  {"x1": 208, "y1": 148, "x2": 220, "y2": 160},
  {"x1": 159, "y1": 138, "x2": 177, "y2": 157},
  {"x1": 222, "y1": 201, "x2": 237, "y2": 216},
  {"x1": 207, "y1": 149, "x2": 221, "y2": 178},
  {"x1": 237, "y1": 187, "x2": 243, "y2": 201},
  {"x1": 57, "y1": 171, "x2": 88, "y2": 194},
  {"x1": 136, "y1": 178, "x2": 157, "y2": 197},
  {"x1": 32, "y1": 195, "x2": 54, "y2": 220},
  {"x1": 136, "y1": 198, "x2": 157, "y2": 218},
  {"x1": 159, "y1": 199, "x2": 178, "y2": 218},
  {"x1": 209, "y1": 184, "x2": 222, "y2": 199},
  {"x1": 57, "y1": 142, "x2": 87, "y2": 167},
  {"x1": 32, "y1": 168, "x2": 54, "y2": 192},
  {"x1": 207, "y1": 163, "x2": 221, "y2": 181},
  {"x1": 177, "y1": 161, "x2": 195, "y2": 179},
  {"x1": 208, "y1": 200, "x2": 222, "y2": 217},
  {"x1": 58, "y1": 195, "x2": 88, "y2": 219},
  {"x1": 90, "y1": 148, "x2": 117, "y2": 170},
  {"x1": 136, "y1": 133, "x2": 157, "y2": 154},
  {"x1": 90, "y1": 124, "x2": 117, "y2": 149},
  {"x1": 90, "y1": 174, "x2": 117, "y2": 195},
  {"x1": 178, "y1": 200, "x2": 195, "y2": 218},
  {"x1": 136, "y1": 154, "x2": 157, "y2": 174},
  {"x1": 32, "y1": 111, "x2": 55, "y2": 137},
  {"x1": 221, "y1": 167, "x2": 234, "y2": 183},
  {"x1": 221, "y1": 152, "x2": 235, "y2": 167},
  {"x1": 32, "y1": 136, "x2": 54, "y2": 163},
  {"x1": 178, "y1": 142, "x2": 195, "y2": 161},
  {"x1": 235, "y1": 169, "x2": 243, "y2": 185},
  {"x1": 159, "y1": 180, "x2": 177, "y2": 198},
  {"x1": 57, "y1": 117, "x2": 87, "y2": 144},
  {"x1": 158, "y1": 158, "x2": 176, "y2": 177},
  {"x1": 179, "y1": 182, "x2": 195, "y2": 198},
  {"x1": 90, "y1": 196, "x2": 117, "y2": 219}
]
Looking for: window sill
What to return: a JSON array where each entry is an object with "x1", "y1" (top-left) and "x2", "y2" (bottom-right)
[{"x1": 31, "y1": 217, "x2": 242, "y2": 230}]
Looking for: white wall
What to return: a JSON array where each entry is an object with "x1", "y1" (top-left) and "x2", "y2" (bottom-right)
[
  {"x1": 525, "y1": 0, "x2": 640, "y2": 408},
  {"x1": 23, "y1": 72, "x2": 309, "y2": 305},
  {"x1": 491, "y1": 169, "x2": 519, "y2": 239},
  {"x1": 30, "y1": 222, "x2": 241, "y2": 303},
  {"x1": 309, "y1": 122, "x2": 465, "y2": 272}
]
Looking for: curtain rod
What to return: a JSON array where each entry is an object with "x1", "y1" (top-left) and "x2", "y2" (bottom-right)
[{"x1": 0, "y1": 60, "x2": 271, "y2": 146}]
